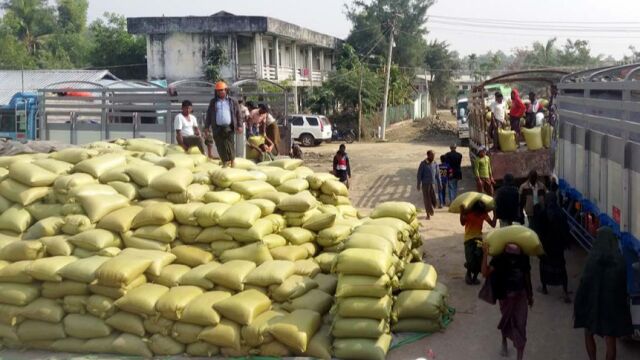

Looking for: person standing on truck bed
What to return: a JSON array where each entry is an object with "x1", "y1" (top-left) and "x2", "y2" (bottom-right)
[
  {"x1": 205, "y1": 81, "x2": 243, "y2": 167},
  {"x1": 174, "y1": 100, "x2": 205, "y2": 154},
  {"x1": 490, "y1": 92, "x2": 506, "y2": 150},
  {"x1": 509, "y1": 89, "x2": 526, "y2": 142},
  {"x1": 519, "y1": 170, "x2": 546, "y2": 227},
  {"x1": 473, "y1": 147, "x2": 495, "y2": 196},
  {"x1": 574, "y1": 226, "x2": 633, "y2": 360},
  {"x1": 525, "y1": 92, "x2": 542, "y2": 129},
  {"x1": 444, "y1": 144, "x2": 463, "y2": 201},
  {"x1": 417, "y1": 150, "x2": 441, "y2": 220}
]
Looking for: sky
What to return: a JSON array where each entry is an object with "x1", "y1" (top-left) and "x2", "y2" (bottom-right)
[{"x1": 87, "y1": 0, "x2": 640, "y2": 59}]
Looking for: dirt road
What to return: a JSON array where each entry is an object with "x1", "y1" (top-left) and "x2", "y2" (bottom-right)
[{"x1": 306, "y1": 120, "x2": 640, "y2": 360}]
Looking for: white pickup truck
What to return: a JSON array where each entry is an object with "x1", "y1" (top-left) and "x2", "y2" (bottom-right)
[{"x1": 456, "y1": 97, "x2": 469, "y2": 143}]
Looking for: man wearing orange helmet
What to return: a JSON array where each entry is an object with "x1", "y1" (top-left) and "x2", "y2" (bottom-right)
[{"x1": 205, "y1": 81, "x2": 243, "y2": 167}]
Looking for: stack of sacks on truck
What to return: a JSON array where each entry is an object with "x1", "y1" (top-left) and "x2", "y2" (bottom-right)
[{"x1": 0, "y1": 138, "x2": 450, "y2": 358}]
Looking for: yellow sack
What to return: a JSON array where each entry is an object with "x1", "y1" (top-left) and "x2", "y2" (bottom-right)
[
  {"x1": 0, "y1": 303, "x2": 24, "y2": 326},
  {"x1": 85, "y1": 294, "x2": 116, "y2": 319},
  {"x1": 370, "y1": 201, "x2": 416, "y2": 223},
  {"x1": 230, "y1": 180, "x2": 277, "y2": 198},
  {"x1": 210, "y1": 168, "x2": 255, "y2": 188},
  {"x1": 294, "y1": 259, "x2": 321, "y2": 277},
  {"x1": 143, "y1": 316, "x2": 174, "y2": 336},
  {"x1": 186, "y1": 341, "x2": 219, "y2": 357},
  {"x1": 89, "y1": 275, "x2": 146, "y2": 300},
  {"x1": 23, "y1": 216, "x2": 65, "y2": 240},
  {"x1": 314, "y1": 273, "x2": 337, "y2": 294},
  {"x1": 17, "y1": 319, "x2": 66, "y2": 341},
  {"x1": 486, "y1": 224, "x2": 544, "y2": 256},
  {"x1": 0, "y1": 205, "x2": 33, "y2": 233},
  {"x1": 150, "y1": 167, "x2": 193, "y2": 193},
  {"x1": 181, "y1": 291, "x2": 231, "y2": 326},
  {"x1": 262, "y1": 233, "x2": 286, "y2": 249},
  {"x1": 195, "y1": 203, "x2": 230, "y2": 227},
  {"x1": 294, "y1": 165, "x2": 314, "y2": 178},
  {"x1": 134, "y1": 223, "x2": 178, "y2": 243},
  {"x1": 240, "y1": 310, "x2": 286, "y2": 347},
  {"x1": 270, "y1": 245, "x2": 309, "y2": 262},
  {"x1": 307, "y1": 172, "x2": 337, "y2": 190},
  {"x1": 79, "y1": 193, "x2": 129, "y2": 223},
  {"x1": 303, "y1": 213, "x2": 336, "y2": 232},
  {"x1": 0, "y1": 283, "x2": 39, "y2": 306},
  {"x1": 112, "y1": 333, "x2": 153, "y2": 357},
  {"x1": 171, "y1": 322, "x2": 203, "y2": 344},
  {"x1": 244, "y1": 260, "x2": 296, "y2": 287},
  {"x1": 332, "y1": 317, "x2": 388, "y2": 339},
  {"x1": 81, "y1": 333, "x2": 119, "y2": 353},
  {"x1": 95, "y1": 256, "x2": 152, "y2": 287},
  {"x1": 344, "y1": 233, "x2": 394, "y2": 256},
  {"x1": 267, "y1": 158, "x2": 304, "y2": 170},
  {"x1": 152, "y1": 264, "x2": 191, "y2": 287},
  {"x1": 198, "y1": 319, "x2": 241, "y2": 350},
  {"x1": 280, "y1": 227, "x2": 315, "y2": 245},
  {"x1": 522, "y1": 127, "x2": 543, "y2": 150},
  {"x1": 126, "y1": 164, "x2": 167, "y2": 187},
  {"x1": 107, "y1": 181, "x2": 138, "y2": 200},
  {"x1": 61, "y1": 214, "x2": 94, "y2": 235},
  {"x1": 317, "y1": 224, "x2": 352, "y2": 247},
  {"x1": 118, "y1": 248, "x2": 177, "y2": 276},
  {"x1": 320, "y1": 179, "x2": 349, "y2": 196},
  {"x1": 449, "y1": 191, "x2": 496, "y2": 214},
  {"x1": 278, "y1": 191, "x2": 318, "y2": 212},
  {"x1": 64, "y1": 313, "x2": 112, "y2": 339},
  {"x1": 219, "y1": 242, "x2": 274, "y2": 264},
  {"x1": 98, "y1": 166, "x2": 130, "y2": 183},
  {"x1": 157, "y1": 154, "x2": 195, "y2": 169},
  {"x1": 105, "y1": 311, "x2": 145, "y2": 336},
  {"x1": 125, "y1": 138, "x2": 166, "y2": 156},
  {"x1": 73, "y1": 153, "x2": 127, "y2": 178},
  {"x1": 149, "y1": 334, "x2": 185, "y2": 356},
  {"x1": 318, "y1": 193, "x2": 351, "y2": 206},
  {"x1": 399, "y1": 262, "x2": 438, "y2": 290},
  {"x1": 282, "y1": 289, "x2": 333, "y2": 315},
  {"x1": 271, "y1": 275, "x2": 318, "y2": 302},
  {"x1": 393, "y1": 290, "x2": 445, "y2": 320},
  {"x1": 156, "y1": 286, "x2": 204, "y2": 320},
  {"x1": 131, "y1": 203, "x2": 175, "y2": 228},
  {"x1": 179, "y1": 262, "x2": 220, "y2": 289},
  {"x1": 499, "y1": 129, "x2": 518, "y2": 152},
  {"x1": 392, "y1": 318, "x2": 442, "y2": 333},
  {"x1": 335, "y1": 295, "x2": 393, "y2": 320},
  {"x1": 172, "y1": 245, "x2": 213, "y2": 267},
  {"x1": 336, "y1": 274, "x2": 393, "y2": 298},
  {"x1": 264, "y1": 213, "x2": 287, "y2": 232},
  {"x1": 21, "y1": 297, "x2": 65, "y2": 323},
  {"x1": 33, "y1": 158, "x2": 73, "y2": 175},
  {"x1": 97, "y1": 205, "x2": 143, "y2": 233},
  {"x1": 207, "y1": 260, "x2": 256, "y2": 291},
  {"x1": 314, "y1": 252, "x2": 337, "y2": 273},
  {"x1": 50, "y1": 148, "x2": 95, "y2": 164},
  {"x1": 0, "y1": 241, "x2": 45, "y2": 262},
  {"x1": 172, "y1": 202, "x2": 204, "y2": 226},
  {"x1": 9, "y1": 162, "x2": 58, "y2": 186},
  {"x1": 69, "y1": 229, "x2": 119, "y2": 251},
  {"x1": 25, "y1": 203, "x2": 63, "y2": 221},
  {"x1": 268, "y1": 309, "x2": 321, "y2": 353},
  {"x1": 333, "y1": 334, "x2": 392, "y2": 360},
  {"x1": 203, "y1": 190, "x2": 242, "y2": 204},
  {"x1": 208, "y1": 241, "x2": 239, "y2": 256},
  {"x1": 27, "y1": 256, "x2": 77, "y2": 282},
  {"x1": 245, "y1": 198, "x2": 276, "y2": 217},
  {"x1": 333, "y1": 248, "x2": 392, "y2": 277},
  {"x1": 218, "y1": 202, "x2": 262, "y2": 229},
  {"x1": 0, "y1": 179, "x2": 49, "y2": 206},
  {"x1": 122, "y1": 233, "x2": 169, "y2": 251},
  {"x1": 542, "y1": 123, "x2": 553, "y2": 148},
  {"x1": 213, "y1": 289, "x2": 271, "y2": 325},
  {"x1": 114, "y1": 283, "x2": 169, "y2": 315},
  {"x1": 225, "y1": 218, "x2": 274, "y2": 243},
  {"x1": 252, "y1": 191, "x2": 289, "y2": 206},
  {"x1": 277, "y1": 178, "x2": 310, "y2": 194},
  {"x1": 303, "y1": 325, "x2": 332, "y2": 360}
]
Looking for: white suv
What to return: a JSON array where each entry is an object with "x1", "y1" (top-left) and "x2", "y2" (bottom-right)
[{"x1": 288, "y1": 114, "x2": 332, "y2": 147}]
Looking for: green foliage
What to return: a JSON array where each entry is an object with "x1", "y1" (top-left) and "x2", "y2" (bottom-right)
[
  {"x1": 424, "y1": 40, "x2": 460, "y2": 105},
  {"x1": 203, "y1": 45, "x2": 230, "y2": 83},
  {"x1": 88, "y1": 12, "x2": 147, "y2": 79},
  {"x1": 57, "y1": 0, "x2": 87, "y2": 33}
]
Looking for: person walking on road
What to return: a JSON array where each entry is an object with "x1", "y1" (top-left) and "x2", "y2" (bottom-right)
[
  {"x1": 174, "y1": 100, "x2": 205, "y2": 154},
  {"x1": 205, "y1": 81, "x2": 243, "y2": 167},
  {"x1": 417, "y1": 150, "x2": 441, "y2": 220},
  {"x1": 482, "y1": 242, "x2": 533, "y2": 360},
  {"x1": 333, "y1": 144, "x2": 352, "y2": 188},
  {"x1": 460, "y1": 201, "x2": 496, "y2": 285},
  {"x1": 574, "y1": 226, "x2": 633, "y2": 360},
  {"x1": 494, "y1": 173, "x2": 522, "y2": 227},
  {"x1": 519, "y1": 170, "x2": 546, "y2": 227},
  {"x1": 438, "y1": 155, "x2": 451, "y2": 207},
  {"x1": 473, "y1": 147, "x2": 495, "y2": 196},
  {"x1": 533, "y1": 192, "x2": 571, "y2": 303},
  {"x1": 445, "y1": 144, "x2": 463, "y2": 201}
]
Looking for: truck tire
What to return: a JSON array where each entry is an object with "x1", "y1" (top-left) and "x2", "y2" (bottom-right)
[
  {"x1": 344, "y1": 133, "x2": 355, "y2": 144},
  {"x1": 300, "y1": 134, "x2": 315, "y2": 147}
]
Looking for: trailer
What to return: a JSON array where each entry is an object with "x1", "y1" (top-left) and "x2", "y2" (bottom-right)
[{"x1": 556, "y1": 63, "x2": 640, "y2": 339}]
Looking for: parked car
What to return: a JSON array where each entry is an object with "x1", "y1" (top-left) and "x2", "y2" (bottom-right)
[{"x1": 287, "y1": 114, "x2": 332, "y2": 147}]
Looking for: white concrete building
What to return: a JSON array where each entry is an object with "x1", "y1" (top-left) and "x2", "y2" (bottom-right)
[{"x1": 127, "y1": 11, "x2": 341, "y2": 87}]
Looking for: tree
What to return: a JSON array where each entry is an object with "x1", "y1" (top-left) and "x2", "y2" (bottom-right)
[
  {"x1": 88, "y1": 12, "x2": 147, "y2": 79},
  {"x1": 203, "y1": 45, "x2": 229, "y2": 82},
  {"x1": 57, "y1": 0, "x2": 87, "y2": 33},
  {"x1": 1, "y1": 0, "x2": 56, "y2": 55},
  {"x1": 424, "y1": 40, "x2": 460, "y2": 105}
]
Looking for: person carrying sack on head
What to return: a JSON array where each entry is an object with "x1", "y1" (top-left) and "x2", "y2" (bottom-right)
[{"x1": 204, "y1": 81, "x2": 243, "y2": 167}]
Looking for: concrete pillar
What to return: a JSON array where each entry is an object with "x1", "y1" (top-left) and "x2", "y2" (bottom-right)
[
  {"x1": 254, "y1": 33, "x2": 264, "y2": 79},
  {"x1": 292, "y1": 42, "x2": 298, "y2": 82},
  {"x1": 274, "y1": 37, "x2": 280, "y2": 81},
  {"x1": 319, "y1": 49, "x2": 325, "y2": 72},
  {"x1": 307, "y1": 46, "x2": 313, "y2": 87}
]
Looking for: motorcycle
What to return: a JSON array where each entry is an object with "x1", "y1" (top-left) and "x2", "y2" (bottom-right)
[{"x1": 330, "y1": 128, "x2": 356, "y2": 144}]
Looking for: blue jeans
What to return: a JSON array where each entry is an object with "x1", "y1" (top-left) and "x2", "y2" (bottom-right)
[
  {"x1": 438, "y1": 183, "x2": 447, "y2": 206},
  {"x1": 448, "y1": 178, "x2": 459, "y2": 202}
]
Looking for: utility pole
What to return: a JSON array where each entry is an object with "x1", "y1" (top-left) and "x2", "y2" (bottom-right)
[
  {"x1": 358, "y1": 62, "x2": 364, "y2": 140},
  {"x1": 380, "y1": 15, "x2": 396, "y2": 141}
]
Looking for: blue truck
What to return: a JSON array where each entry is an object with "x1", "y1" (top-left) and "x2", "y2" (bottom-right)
[
  {"x1": 0, "y1": 92, "x2": 39, "y2": 141},
  {"x1": 556, "y1": 63, "x2": 640, "y2": 339}
]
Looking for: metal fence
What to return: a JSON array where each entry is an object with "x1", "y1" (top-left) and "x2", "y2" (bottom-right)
[{"x1": 378, "y1": 93, "x2": 430, "y2": 125}]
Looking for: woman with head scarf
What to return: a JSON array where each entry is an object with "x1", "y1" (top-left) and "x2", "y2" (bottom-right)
[
  {"x1": 533, "y1": 192, "x2": 571, "y2": 302},
  {"x1": 509, "y1": 89, "x2": 526, "y2": 140},
  {"x1": 482, "y1": 243, "x2": 533, "y2": 360},
  {"x1": 574, "y1": 227, "x2": 633, "y2": 360}
]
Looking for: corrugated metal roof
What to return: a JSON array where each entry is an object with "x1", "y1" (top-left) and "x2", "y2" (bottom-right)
[{"x1": 0, "y1": 69, "x2": 119, "y2": 105}]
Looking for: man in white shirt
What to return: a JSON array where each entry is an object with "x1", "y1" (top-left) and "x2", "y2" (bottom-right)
[
  {"x1": 174, "y1": 100, "x2": 205, "y2": 154},
  {"x1": 489, "y1": 92, "x2": 506, "y2": 150}
]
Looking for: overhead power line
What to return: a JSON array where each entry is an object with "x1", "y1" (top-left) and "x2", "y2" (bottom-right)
[
  {"x1": 429, "y1": 14, "x2": 640, "y2": 25},
  {"x1": 428, "y1": 19, "x2": 640, "y2": 33},
  {"x1": 427, "y1": 26, "x2": 640, "y2": 40}
]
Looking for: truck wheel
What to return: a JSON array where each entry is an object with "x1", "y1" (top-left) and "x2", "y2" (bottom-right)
[
  {"x1": 300, "y1": 134, "x2": 315, "y2": 147},
  {"x1": 344, "y1": 133, "x2": 355, "y2": 144}
]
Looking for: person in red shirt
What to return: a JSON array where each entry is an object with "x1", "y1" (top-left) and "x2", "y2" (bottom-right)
[
  {"x1": 460, "y1": 201, "x2": 497, "y2": 285},
  {"x1": 509, "y1": 89, "x2": 526, "y2": 140}
]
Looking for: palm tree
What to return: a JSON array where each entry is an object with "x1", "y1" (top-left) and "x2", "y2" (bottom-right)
[{"x1": 1, "y1": 0, "x2": 56, "y2": 55}]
